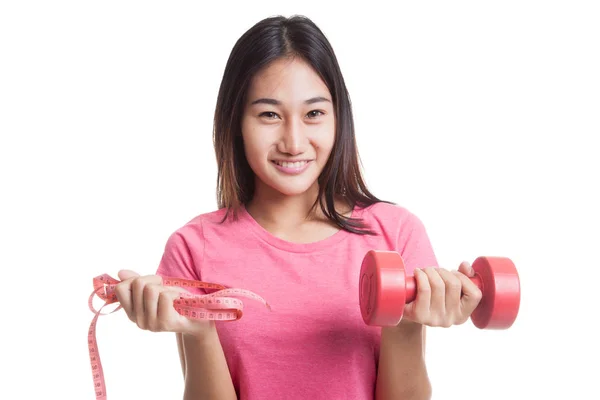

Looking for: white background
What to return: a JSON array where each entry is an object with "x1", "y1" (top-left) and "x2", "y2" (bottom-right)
[{"x1": 1, "y1": 1, "x2": 598, "y2": 399}]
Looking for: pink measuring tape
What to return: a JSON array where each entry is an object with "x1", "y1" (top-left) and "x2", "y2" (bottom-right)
[{"x1": 88, "y1": 274, "x2": 271, "y2": 399}]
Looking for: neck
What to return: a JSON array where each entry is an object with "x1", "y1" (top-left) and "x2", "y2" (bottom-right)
[{"x1": 246, "y1": 182, "x2": 322, "y2": 228}]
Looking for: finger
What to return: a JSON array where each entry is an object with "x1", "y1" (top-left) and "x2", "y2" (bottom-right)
[
  {"x1": 114, "y1": 278, "x2": 135, "y2": 321},
  {"x1": 422, "y1": 267, "x2": 445, "y2": 318},
  {"x1": 438, "y1": 269, "x2": 462, "y2": 323},
  {"x1": 458, "y1": 261, "x2": 474, "y2": 277},
  {"x1": 118, "y1": 269, "x2": 140, "y2": 281},
  {"x1": 143, "y1": 283, "x2": 162, "y2": 331},
  {"x1": 404, "y1": 268, "x2": 431, "y2": 321},
  {"x1": 157, "y1": 289, "x2": 186, "y2": 332},
  {"x1": 452, "y1": 270, "x2": 483, "y2": 321},
  {"x1": 131, "y1": 275, "x2": 163, "y2": 329}
]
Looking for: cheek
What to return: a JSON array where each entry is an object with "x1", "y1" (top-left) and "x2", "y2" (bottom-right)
[
  {"x1": 241, "y1": 128, "x2": 267, "y2": 166},
  {"x1": 241, "y1": 119, "x2": 255, "y2": 155},
  {"x1": 243, "y1": 138, "x2": 260, "y2": 164},
  {"x1": 314, "y1": 122, "x2": 336, "y2": 155}
]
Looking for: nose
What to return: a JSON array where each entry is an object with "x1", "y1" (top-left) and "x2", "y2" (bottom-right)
[{"x1": 277, "y1": 118, "x2": 306, "y2": 156}]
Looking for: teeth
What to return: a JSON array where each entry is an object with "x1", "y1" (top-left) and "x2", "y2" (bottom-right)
[{"x1": 275, "y1": 161, "x2": 308, "y2": 169}]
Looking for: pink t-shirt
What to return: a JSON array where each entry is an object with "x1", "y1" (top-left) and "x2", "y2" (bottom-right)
[{"x1": 156, "y1": 201, "x2": 438, "y2": 399}]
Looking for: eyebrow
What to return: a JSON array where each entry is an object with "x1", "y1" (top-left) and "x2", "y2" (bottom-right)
[{"x1": 250, "y1": 96, "x2": 331, "y2": 106}]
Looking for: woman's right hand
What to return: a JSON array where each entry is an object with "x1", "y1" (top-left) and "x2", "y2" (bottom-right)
[{"x1": 114, "y1": 269, "x2": 213, "y2": 338}]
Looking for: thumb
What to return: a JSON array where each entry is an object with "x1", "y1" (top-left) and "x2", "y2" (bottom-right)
[
  {"x1": 118, "y1": 269, "x2": 140, "y2": 281},
  {"x1": 458, "y1": 261, "x2": 474, "y2": 277},
  {"x1": 403, "y1": 300, "x2": 416, "y2": 321}
]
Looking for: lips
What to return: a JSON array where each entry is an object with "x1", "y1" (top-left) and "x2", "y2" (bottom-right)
[
  {"x1": 272, "y1": 160, "x2": 310, "y2": 168},
  {"x1": 270, "y1": 159, "x2": 313, "y2": 175}
]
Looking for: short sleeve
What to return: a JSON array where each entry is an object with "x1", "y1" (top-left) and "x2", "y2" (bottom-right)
[
  {"x1": 397, "y1": 212, "x2": 439, "y2": 276},
  {"x1": 156, "y1": 225, "x2": 206, "y2": 295}
]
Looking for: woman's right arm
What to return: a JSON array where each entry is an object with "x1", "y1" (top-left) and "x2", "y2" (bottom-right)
[
  {"x1": 114, "y1": 270, "x2": 237, "y2": 400},
  {"x1": 177, "y1": 328, "x2": 237, "y2": 400}
]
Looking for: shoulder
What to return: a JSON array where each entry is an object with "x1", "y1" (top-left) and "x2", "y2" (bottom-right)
[
  {"x1": 156, "y1": 208, "x2": 230, "y2": 281},
  {"x1": 357, "y1": 201, "x2": 433, "y2": 250},
  {"x1": 358, "y1": 201, "x2": 438, "y2": 270},
  {"x1": 357, "y1": 201, "x2": 425, "y2": 232},
  {"x1": 163, "y1": 208, "x2": 229, "y2": 249}
]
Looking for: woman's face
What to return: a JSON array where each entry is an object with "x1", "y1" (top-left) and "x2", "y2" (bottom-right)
[{"x1": 241, "y1": 57, "x2": 336, "y2": 198}]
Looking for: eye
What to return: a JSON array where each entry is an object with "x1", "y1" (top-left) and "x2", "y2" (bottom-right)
[
  {"x1": 259, "y1": 111, "x2": 280, "y2": 120},
  {"x1": 307, "y1": 110, "x2": 324, "y2": 119}
]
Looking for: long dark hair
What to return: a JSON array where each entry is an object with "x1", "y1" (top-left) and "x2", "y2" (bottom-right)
[{"x1": 213, "y1": 15, "x2": 389, "y2": 234}]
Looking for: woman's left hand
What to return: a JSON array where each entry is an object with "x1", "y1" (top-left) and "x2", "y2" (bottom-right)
[{"x1": 402, "y1": 262, "x2": 483, "y2": 328}]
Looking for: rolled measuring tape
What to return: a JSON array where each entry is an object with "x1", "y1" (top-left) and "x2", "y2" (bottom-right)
[{"x1": 88, "y1": 274, "x2": 271, "y2": 400}]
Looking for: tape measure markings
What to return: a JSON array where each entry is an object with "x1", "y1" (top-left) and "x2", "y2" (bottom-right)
[{"x1": 88, "y1": 274, "x2": 270, "y2": 399}]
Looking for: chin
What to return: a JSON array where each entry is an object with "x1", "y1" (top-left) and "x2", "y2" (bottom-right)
[
  {"x1": 260, "y1": 173, "x2": 320, "y2": 197},
  {"x1": 269, "y1": 182, "x2": 316, "y2": 197}
]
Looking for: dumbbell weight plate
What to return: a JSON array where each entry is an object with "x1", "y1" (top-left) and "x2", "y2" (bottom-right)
[
  {"x1": 359, "y1": 250, "x2": 407, "y2": 326},
  {"x1": 470, "y1": 256, "x2": 520, "y2": 329}
]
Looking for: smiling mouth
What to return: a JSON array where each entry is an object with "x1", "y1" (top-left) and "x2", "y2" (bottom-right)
[{"x1": 271, "y1": 160, "x2": 311, "y2": 168}]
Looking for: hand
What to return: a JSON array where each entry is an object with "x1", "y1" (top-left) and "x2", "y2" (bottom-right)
[
  {"x1": 402, "y1": 262, "x2": 483, "y2": 328},
  {"x1": 114, "y1": 270, "x2": 213, "y2": 337}
]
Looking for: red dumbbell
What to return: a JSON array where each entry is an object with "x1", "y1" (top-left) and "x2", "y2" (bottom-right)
[{"x1": 359, "y1": 250, "x2": 520, "y2": 329}]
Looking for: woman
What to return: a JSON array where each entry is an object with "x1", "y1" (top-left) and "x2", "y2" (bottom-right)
[{"x1": 115, "y1": 15, "x2": 481, "y2": 400}]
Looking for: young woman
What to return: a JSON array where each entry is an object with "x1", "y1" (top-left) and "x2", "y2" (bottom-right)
[{"x1": 115, "y1": 15, "x2": 482, "y2": 400}]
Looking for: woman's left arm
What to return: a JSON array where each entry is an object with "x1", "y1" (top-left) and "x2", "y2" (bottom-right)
[
  {"x1": 375, "y1": 262, "x2": 482, "y2": 400},
  {"x1": 376, "y1": 321, "x2": 431, "y2": 400}
]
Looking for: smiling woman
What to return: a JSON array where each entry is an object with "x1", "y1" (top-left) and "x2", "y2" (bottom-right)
[
  {"x1": 112, "y1": 14, "x2": 472, "y2": 400},
  {"x1": 212, "y1": 16, "x2": 385, "y2": 234},
  {"x1": 241, "y1": 57, "x2": 337, "y2": 199}
]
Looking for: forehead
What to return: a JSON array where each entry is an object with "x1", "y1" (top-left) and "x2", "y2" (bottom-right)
[{"x1": 247, "y1": 57, "x2": 330, "y2": 100}]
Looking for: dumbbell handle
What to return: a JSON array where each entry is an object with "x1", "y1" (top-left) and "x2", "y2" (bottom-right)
[{"x1": 404, "y1": 273, "x2": 483, "y2": 303}]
